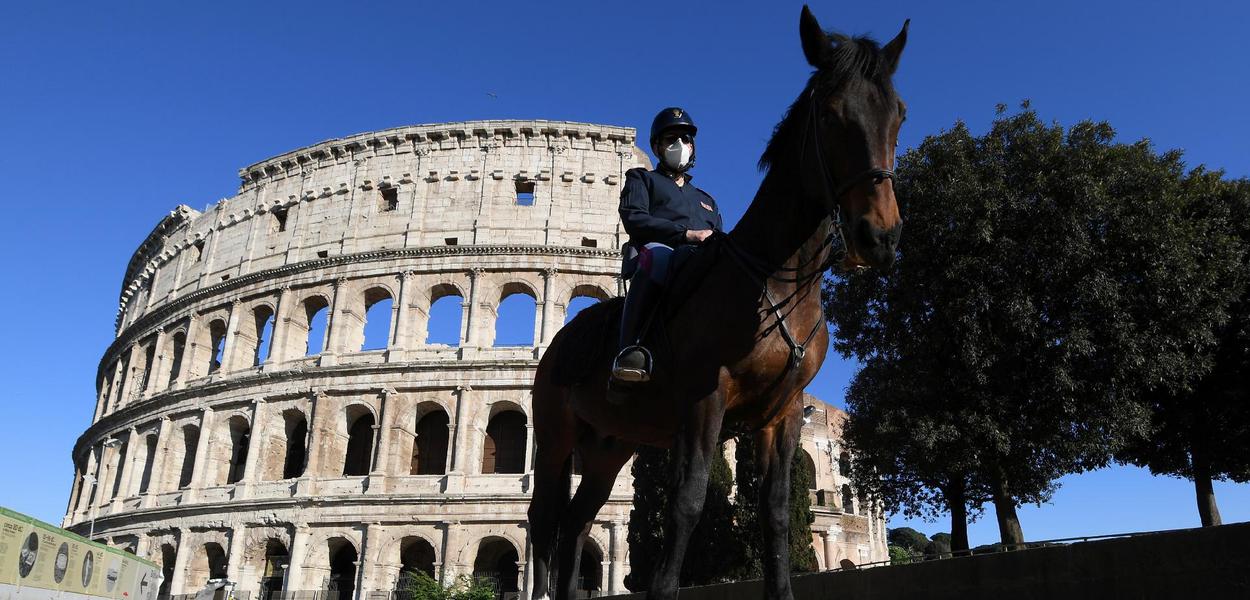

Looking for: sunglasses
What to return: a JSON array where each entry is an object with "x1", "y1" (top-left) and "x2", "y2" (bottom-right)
[{"x1": 659, "y1": 132, "x2": 694, "y2": 145}]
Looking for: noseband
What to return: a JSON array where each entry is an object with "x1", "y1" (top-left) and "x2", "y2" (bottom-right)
[{"x1": 804, "y1": 88, "x2": 895, "y2": 247}]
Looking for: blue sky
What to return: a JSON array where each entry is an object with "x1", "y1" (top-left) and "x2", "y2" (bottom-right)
[{"x1": 1, "y1": 0, "x2": 1247, "y2": 546}]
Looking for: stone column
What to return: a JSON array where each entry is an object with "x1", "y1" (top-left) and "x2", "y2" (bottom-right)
[
  {"x1": 185, "y1": 407, "x2": 216, "y2": 502},
  {"x1": 608, "y1": 520, "x2": 627, "y2": 594},
  {"x1": 135, "y1": 534, "x2": 153, "y2": 562},
  {"x1": 391, "y1": 272, "x2": 417, "y2": 360},
  {"x1": 300, "y1": 391, "x2": 329, "y2": 489},
  {"x1": 148, "y1": 328, "x2": 169, "y2": 395},
  {"x1": 321, "y1": 278, "x2": 348, "y2": 363},
  {"x1": 226, "y1": 524, "x2": 247, "y2": 584},
  {"x1": 524, "y1": 423, "x2": 535, "y2": 474},
  {"x1": 142, "y1": 418, "x2": 171, "y2": 507},
  {"x1": 116, "y1": 344, "x2": 142, "y2": 409},
  {"x1": 367, "y1": 389, "x2": 395, "y2": 494},
  {"x1": 444, "y1": 386, "x2": 471, "y2": 492},
  {"x1": 111, "y1": 428, "x2": 140, "y2": 508},
  {"x1": 220, "y1": 300, "x2": 244, "y2": 373},
  {"x1": 175, "y1": 314, "x2": 200, "y2": 388},
  {"x1": 356, "y1": 523, "x2": 381, "y2": 597},
  {"x1": 284, "y1": 525, "x2": 311, "y2": 591},
  {"x1": 75, "y1": 448, "x2": 100, "y2": 518},
  {"x1": 63, "y1": 463, "x2": 84, "y2": 528},
  {"x1": 107, "y1": 358, "x2": 127, "y2": 413},
  {"x1": 438, "y1": 522, "x2": 461, "y2": 586},
  {"x1": 463, "y1": 269, "x2": 485, "y2": 349},
  {"x1": 267, "y1": 287, "x2": 293, "y2": 366},
  {"x1": 238, "y1": 399, "x2": 265, "y2": 498},
  {"x1": 170, "y1": 530, "x2": 192, "y2": 595},
  {"x1": 823, "y1": 528, "x2": 837, "y2": 570}
]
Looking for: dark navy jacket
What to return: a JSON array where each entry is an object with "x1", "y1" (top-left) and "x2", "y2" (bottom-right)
[{"x1": 619, "y1": 167, "x2": 723, "y2": 247}]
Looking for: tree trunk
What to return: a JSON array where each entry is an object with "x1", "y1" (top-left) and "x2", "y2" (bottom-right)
[
  {"x1": 1191, "y1": 448, "x2": 1223, "y2": 527},
  {"x1": 990, "y1": 467, "x2": 1025, "y2": 550},
  {"x1": 945, "y1": 477, "x2": 970, "y2": 554}
]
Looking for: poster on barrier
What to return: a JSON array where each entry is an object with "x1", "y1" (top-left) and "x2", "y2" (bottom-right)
[{"x1": 0, "y1": 508, "x2": 161, "y2": 600}]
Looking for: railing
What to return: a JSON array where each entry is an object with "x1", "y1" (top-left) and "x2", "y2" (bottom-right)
[{"x1": 866, "y1": 527, "x2": 1202, "y2": 571}]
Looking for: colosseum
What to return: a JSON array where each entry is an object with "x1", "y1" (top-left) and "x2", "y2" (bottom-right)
[{"x1": 61, "y1": 120, "x2": 887, "y2": 600}]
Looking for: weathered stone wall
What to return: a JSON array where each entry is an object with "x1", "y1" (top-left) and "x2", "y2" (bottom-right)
[{"x1": 64, "y1": 120, "x2": 887, "y2": 600}]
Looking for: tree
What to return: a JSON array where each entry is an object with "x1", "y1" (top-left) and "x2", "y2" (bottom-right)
[
  {"x1": 626, "y1": 444, "x2": 747, "y2": 590},
  {"x1": 732, "y1": 432, "x2": 817, "y2": 575},
  {"x1": 825, "y1": 105, "x2": 1243, "y2": 547},
  {"x1": 1117, "y1": 176, "x2": 1250, "y2": 525},
  {"x1": 886, "y1": 527, "x2": 928, "y2": 555},
  {"x1": 397, "y1": 571, "x2": 495, "y2": 600},
  {"x1": 787, "y1": 447, "x2": 819, "y2": 573}
]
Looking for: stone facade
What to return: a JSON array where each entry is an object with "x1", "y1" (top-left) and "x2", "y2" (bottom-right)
[{"x1": 63, "y1": 120, "x2": 886, "y2": 600}]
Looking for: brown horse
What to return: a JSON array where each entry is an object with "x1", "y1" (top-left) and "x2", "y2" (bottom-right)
[{"x1": 527, "y1": 6, "x2": 907, "y2": 600}]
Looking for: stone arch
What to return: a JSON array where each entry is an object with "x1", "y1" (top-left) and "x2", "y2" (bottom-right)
[
  {"x1": 409, "y1": 406, "x2": 450, "y2": 476},
  {"x1": 241, "y1": 531, "x2": 290, "y2": 596},
  {"x1": 170, "y1": 423, "x2": 200, "y2": 491},
  {"x1": 359, "y1": 285, "x2": 396, "y2": 351},
  {"x1": 186, "y1": 541, "x2": 228, "y2": 590},
  {"x1": 299, "y1": 529, "x2": 361, "y2": 592},
  {"x1": 238, "y1": 302, "x2": 276, "y2": 367},
  {"x1": 425, "y1": 283, "x2": 465, "y2": 346},
  {"x1": 470, "y1": 536, "x2": 520, "y2": 597},
  {"x1": 206, "y1": 319, "x2": 228, "y2": 374},
  {"x1": 262, "y1": 408, "x2": 308, "y2": 481},
  {"x1": 397, "y1": 535, "x2": 437, "y2": 580},
  {"x1": 157, "y1": 543, "x2": 176, "y2": 597},
  {"x1": 796, "y1": 448, "x2": 817, "y2": 494},
  {"x1": 207, "y1": 414, "x2": 251, "y2": 487},
  {"x1": 342, "y1": 403, "x2": 377, "y2": 477},
  {"x1": 841, "y1": 483, "x2": 855, "y2": 514},
  {"x1": 482, "y1": 409, "x2": 527, "y2": 475},
  {"x1": 165, "y1": 328, "x2": 188, "y2": 387},
  {"x1": 326, "y1": 537, "x2": 358, "y2": 599},
  {"x1": 492, "y1": 281, "x2": 539, "y2": 347},
  {"x1": 578, "y1": 535, "x2": 605, "y2": 595},
  {"x1": 108, "y1": 439, "x2": 129, "y2": 500},
  {"x1": 135, "y1": 431, "x2": 160, "y2": 495},
  {"x1": 566, "y1": 282, "x2": 612, "y2": 303},
  {"x1": 296, "y1": 293, "x2": 331, "y2": 358}
]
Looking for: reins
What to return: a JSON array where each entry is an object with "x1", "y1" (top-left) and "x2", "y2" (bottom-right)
[{"x1": 721, "y1": 86, "x2": 895, "y2": 373}]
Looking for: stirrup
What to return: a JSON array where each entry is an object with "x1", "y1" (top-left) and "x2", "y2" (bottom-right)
[{"x1": 611, "y1": 345, "x2": 653, "y2": 383}]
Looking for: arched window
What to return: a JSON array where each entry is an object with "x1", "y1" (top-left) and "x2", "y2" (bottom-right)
[
  {"x1": 482, "y1": 411, "x2": 526, "y2": 474},
  {"x1": 838, "y1": 451, "x2": 852, "y2": 479},
  {"x1": 303, "y1": 297, "x2": 330, "y2": 356},
  {"x1": 226, "y1": 417, "x2": 251, "y2": 485},
  {"x1": 178, "y1": 425, "x2": 199, "y2": 489},
  {"x1": 578, "y1": 545, "x2": 602, "y2": 595},
  {"x1": 410, "y1": 411, "x2": 449, "y2": 475},
  {"x1": 207, "y1": 320, "x2": 227, "y2": 374},
  {"x1": 138, "y1": 343, "x2": 157, "y2": 395},
  {"x1": 361, "y1": 288, "x2": 393, "y2": 351},
  {"x1": 841, "y1": 484, "x2": 855, "y2": 514},
  {"x1": 399, "y1": 537, "x2": 436, "y2": 579},
  {"x1": 343, "y1": 407, "x2": 375, "y2": 476},
  {"x1": 328, "y1": 539, "x2": 358, "y2": 600},
  {"x1": 259, "y1": 540, "x2": 289, "y2": 596},
  {"x1": 797, "y1": 449, "x2": 817, "y2": 494},
  {"x1": 494, "y1": 291, "x2": 537, "y2": 347},
  {"x1": 564, "y1": 295, "x2": 601, "y2": 324},
  {"x1": 426, "y1": 292, "x2": 463, "y2": 346},
  {"x1": 166, "y1": 332, "x2": 186, "y2": 386},
  {"x1": 158, "y1": 544, "x2": 176, "y2": 597},
  {"x1": 137, "y1": 434, "x2": 158, "y2": 494},
  {"x1": 472, "y1": 538, "x2": 519, "y2": 596},
  {"x1": 109, "y1": 441, "x2": 128, "y2": 499},
  {"x1": 253, "y1": 305, "x2": 276, "y2": 366},
  {"x1": 188, "y1": 542, "x2": 228, "y2": 590},
  {"x1": 282, "y1": 411, "x2": 308, "y2": 480}
]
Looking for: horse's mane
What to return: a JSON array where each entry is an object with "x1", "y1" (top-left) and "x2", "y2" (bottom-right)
[{"x1": 758, "y1": 33, "x2": 897, "y2": 173}]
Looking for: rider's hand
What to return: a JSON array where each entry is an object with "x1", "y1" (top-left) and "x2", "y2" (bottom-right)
[{"x1": 685, "y1": 229, "x2": 714, "y2": 243}]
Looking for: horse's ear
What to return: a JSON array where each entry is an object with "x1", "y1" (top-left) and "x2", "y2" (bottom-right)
[
  {"x1": 799, "y1": 5, "x2": 831, "y2": 68},
  {"x1": 882, "y1": 19, "x2": 910, "y2": 75}
]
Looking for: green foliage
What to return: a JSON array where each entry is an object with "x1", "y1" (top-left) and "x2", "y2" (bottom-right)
[
  {"x1": 825, "y1": 105, "x2": 1245, "y2": 543},
  {"x1": 886, "y1": 527, "x2": 929, "y2": 554},
  {"x1": 888, "y1": 544, "x2": 919, "y2": 565},
  {"x1": 397, "y1": 572, "x2": 495, "y2": 600},
  {"x1": 626, "y1": 444, "x2": 749, "y2": 590},
  {"x1": 787, "y1": 448, "x2": 819, "y2": 573}
]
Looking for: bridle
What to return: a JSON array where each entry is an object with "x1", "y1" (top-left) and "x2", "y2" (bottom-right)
[{"x1": 720, "y1": 86, "x2": 897, "y2": 374}]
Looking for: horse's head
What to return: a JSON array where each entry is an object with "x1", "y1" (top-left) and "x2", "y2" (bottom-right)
[{"x1": 798, "y1": 5, "x2": 907, "y2": 270}]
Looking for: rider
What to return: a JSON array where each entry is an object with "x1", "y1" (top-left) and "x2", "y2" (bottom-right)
[{"x1": 612, "y1": 107, "x2": 723, "y2": 383}]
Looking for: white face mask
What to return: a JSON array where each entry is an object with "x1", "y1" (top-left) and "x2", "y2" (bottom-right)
[{"x1": 662, "y1": 139, "x2": 693, "y2": 171}]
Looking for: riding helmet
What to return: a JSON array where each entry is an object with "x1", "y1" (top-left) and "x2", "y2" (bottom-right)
[{"x1": 649, "y1": 107, "x2": 698, "y2": 148}]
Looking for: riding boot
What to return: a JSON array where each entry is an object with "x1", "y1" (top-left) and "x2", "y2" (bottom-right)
[{"x1": 612, "y1": 272, "x2": 661, "y2": 383}]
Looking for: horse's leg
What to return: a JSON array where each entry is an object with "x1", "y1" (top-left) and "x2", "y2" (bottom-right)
[
  {"x1": 527, "y1": 376, "x2": 576, "y2": 600},
  {"x1": 553, "y1": 434, "x2": 637, "y2": 600},
  {"x1": 647, "y1": 390, "x2": 727, "y2": 600},
  {"x1": 755, "y1": 401, "x2": 803, "y2": 600}
]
